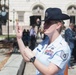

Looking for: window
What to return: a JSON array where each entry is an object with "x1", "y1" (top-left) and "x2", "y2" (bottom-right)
[
  {"x1": 32, "y1": 5, "x2": 44, "y2": 15},
  {"x1": 67, "y1": 5, "x2": 76, "y2": 24},
  {"x1": 18, "y1": 15, "x2": 24, "y2": 22},
  {"x1": 17, "y1": 11, "x2": 25, "y2": 22}
]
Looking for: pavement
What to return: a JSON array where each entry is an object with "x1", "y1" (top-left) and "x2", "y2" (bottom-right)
[
  {"x1": 0, "y1": 53, "x2": 23, "y2": 75},
  {"x1": 0, "y1": 49, "x2": 9, "y2": 62},
  {"x1": 68, "y1": 66, "x2": 76, "y2": 75},
  {"x1": 23, "y1": 63, "x2": 36, "y2": 75}
]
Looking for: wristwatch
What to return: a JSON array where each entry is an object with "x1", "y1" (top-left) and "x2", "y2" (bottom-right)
[{"x1": 30, "y1": 56, "x2": 36, "y2": 63}]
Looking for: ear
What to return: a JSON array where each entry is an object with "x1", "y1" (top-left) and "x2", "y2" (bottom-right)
[{"x1": 56, "y1": 22, "x2": 62, "y2": 29}]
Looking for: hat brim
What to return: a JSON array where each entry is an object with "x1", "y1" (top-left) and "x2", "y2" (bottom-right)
[{"x1": 42, "y1": 14, "x2": 70, "y2": 21}]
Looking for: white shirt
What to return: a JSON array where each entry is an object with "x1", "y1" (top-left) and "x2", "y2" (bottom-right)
[{"x1": 33, "y1": 35, "x2": 71, "y2": 75}]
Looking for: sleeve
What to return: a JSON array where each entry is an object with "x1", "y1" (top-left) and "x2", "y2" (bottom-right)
[
  {"x1": 48, "y1": 50, "x2": 69, "y2": 69},
  {"x1": 33, "y1": 37, "x2": 49, "y2": 55},
  {"x1": 33, "y1": 44, "x2": 42, "y2": 55}
]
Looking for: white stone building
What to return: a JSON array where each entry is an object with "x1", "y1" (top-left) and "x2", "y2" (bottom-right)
[{"x1": 2, "y1": 0, "x2": 76, "y2": 35}]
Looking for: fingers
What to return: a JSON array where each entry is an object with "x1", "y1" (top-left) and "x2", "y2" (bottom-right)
[
  {"x1": 15, "y1": 21, "x2": 23, "y2": 36},
  {"x1": 16, "y1": 22, "x2": 19, "y2": 33},
  {"x1": 15, "y1": 21, "x2": 23, "y2": 39},
  {"x1": 16, "y1": 22, "x2": 21, "y2": 33}
]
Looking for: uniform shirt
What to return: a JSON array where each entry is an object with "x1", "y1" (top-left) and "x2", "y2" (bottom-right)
[{"x1": 33, "y1": 35, "x2": 71, "y2": 75}]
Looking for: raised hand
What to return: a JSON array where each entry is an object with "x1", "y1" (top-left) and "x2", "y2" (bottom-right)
[{"x1": 16, "y1": 22, "x2": 23, "y2": 39}]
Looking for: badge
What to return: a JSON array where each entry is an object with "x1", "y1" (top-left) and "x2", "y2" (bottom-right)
[
  {"x1": 37, "y1": 48, "x2": 41, "y2": 52},
  {"x1": 45, "y1": 12, "x2": 48, "y2": 17},
  {"x1": 45, "y1": 50, "x2": 53, "y2": 56},
  {"x1": 60, "y1": 50, "x2": 68, "y2": 61}
]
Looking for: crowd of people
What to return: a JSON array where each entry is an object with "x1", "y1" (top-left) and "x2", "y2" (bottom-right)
[
  {"x1": 22, "y1": 25, "x2": 37, "y2": 50},
  {"x1": 22, "y1": 25, "x2": 48, "y2": 50}
]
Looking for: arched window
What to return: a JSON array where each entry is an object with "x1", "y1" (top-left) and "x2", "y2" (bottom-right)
[
  {"x1": 67, "y1": 5, "x2": 76, "y2": 24},
  {"x1": 32, "y1": 5, "x2": 44, "y2": 15}
]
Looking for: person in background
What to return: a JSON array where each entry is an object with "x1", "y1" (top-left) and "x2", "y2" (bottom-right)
[
  {"x1": 29, "y1": 25, "x2": 36, "y2": 50},
  {"x1": 22, "y1": 29, "x2": 28, "y2": 46},
  {"x1": 36, "y1": 18, "x2": 41, "y2": 30},
  {"x1": 72, "y1": 25, "x2": 76, "y2": 63},
  {"x1": 26, "y1": 29, "x2": 30, "y2": 46},
  {"x1": 16, "y1": 8, "x2": 70, "y2": 75},
  {"x1": 65, "y1": 23, "x2": 76, "y2": 69},
  {"x1": 36, "y1": 18, "x2": 41, "y2": 36}
]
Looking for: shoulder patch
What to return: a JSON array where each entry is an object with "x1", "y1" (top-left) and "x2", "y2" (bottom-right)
[{"x1": 60, "y1": 50, "x2": 69, "y2": 61}]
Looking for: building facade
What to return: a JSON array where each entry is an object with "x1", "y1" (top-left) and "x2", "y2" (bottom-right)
[{"x1": 2, "y1": 0, "x2": 76, "y2": 35}]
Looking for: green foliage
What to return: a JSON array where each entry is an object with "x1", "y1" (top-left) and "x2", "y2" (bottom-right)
[{"x1": 0, "y1": 35, "x2": 16, "y2": 39}]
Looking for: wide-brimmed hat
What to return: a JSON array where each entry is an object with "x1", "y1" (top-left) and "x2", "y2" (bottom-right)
[{"x1": 43, "y1": 8, "x2": 70, "y2": 21}]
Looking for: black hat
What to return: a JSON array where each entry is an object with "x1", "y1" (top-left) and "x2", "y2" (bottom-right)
[{"x1": 43, "y1": 8, "x2": 70, "y2": 21}]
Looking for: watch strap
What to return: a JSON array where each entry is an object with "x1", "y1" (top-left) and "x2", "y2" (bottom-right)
[{"x1": 30, "y1": 56, "x2": 36, "y2": 63}]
